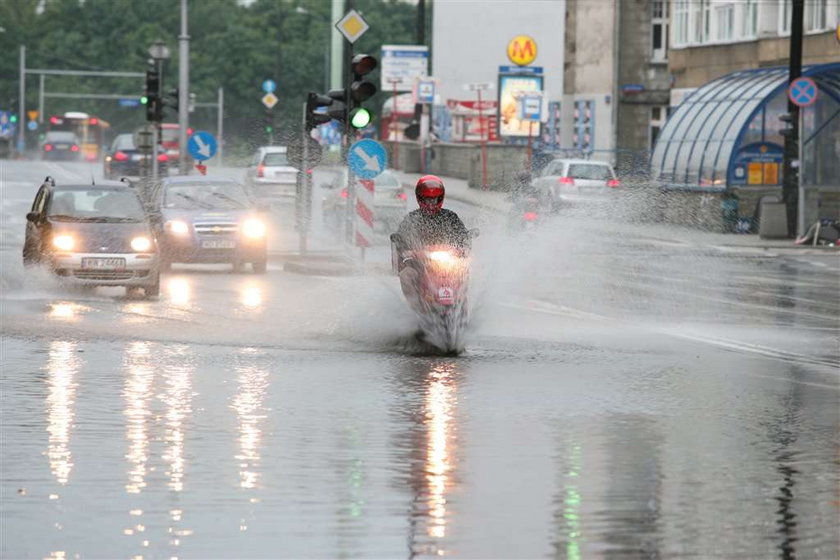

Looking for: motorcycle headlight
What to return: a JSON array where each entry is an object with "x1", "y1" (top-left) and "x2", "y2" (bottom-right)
[
  {"x1": 429, "y1": 250, "x2": 455, "y2": 264},
  {"x1": 52, "y1": 234, "x2": 75, "y2": 251},
  {"x1": 131, "y1": 236, "x2": 152, "y2": 252},
  {"x1": 166, "y1": 220, "x2": 190, "y2": 235},
  {"x1": 242, "y1": 218, "x2": 266, "y2": 239}
]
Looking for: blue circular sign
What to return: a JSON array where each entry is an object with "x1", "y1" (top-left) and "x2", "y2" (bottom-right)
[
  {"x1": 187, "y1": 131, "x2": 217, "y2": 161},
  {"x1": 262, "y1": 79, "x2": 277, "y2": 94},
  {"x1": 348, "y1": 139, "x2": 387, "y2": 180},
  {"x1": 788, "y1": 77, "x2": 818, "y2": 108},
  {"x1": 27, "y1": 120, "x2": 38, "y2": 131}
]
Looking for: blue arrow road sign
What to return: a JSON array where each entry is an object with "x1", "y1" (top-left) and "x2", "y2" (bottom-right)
[
  {"x1": 187, "y1": 131, "x2": 217, "y2": 161},
  {"x1": 262, "y1": 79, "x2": 277, "y2": 94},
  {"x1": 348, "y1": 139, "x2": 387, "y2": 179},
  {"x1": 788, "y1": 77, "x2": 818, "y2": 107}
]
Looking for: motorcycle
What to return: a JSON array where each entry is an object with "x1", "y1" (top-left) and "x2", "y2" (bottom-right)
[
  {"x1": 507, "y1": 187, "x2": 549, "y2": 232},
  {"x1": 390, "y1": 230, "x2": 479, "y2": 354}
]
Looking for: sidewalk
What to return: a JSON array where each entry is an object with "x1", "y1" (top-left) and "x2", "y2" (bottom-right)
[{"x1": 391, "y1": 170, "x2": 838, "y2": 254}]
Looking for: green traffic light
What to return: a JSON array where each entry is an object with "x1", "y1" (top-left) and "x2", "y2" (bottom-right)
[
  {"x1": 140, "y1": 96, "x2": 148, "y2": 104},
  {"x1": 265, "y1": 125, "x2": 273, "y2": 133},
  {"x1": 10, "y1": 114, "x2": 18, "y2": 123},
  {"x1": 350, "y1": 108, "x2": 371, "y2": 129}
]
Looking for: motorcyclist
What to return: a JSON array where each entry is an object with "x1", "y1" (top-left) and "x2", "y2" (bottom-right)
[{"x1": 393, "y1": 175, "x2": 471, "y2": 309}]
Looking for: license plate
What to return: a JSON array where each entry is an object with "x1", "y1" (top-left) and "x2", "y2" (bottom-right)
[
  {"x1": 81, "y1": 257, "x2": 126, "y2": 270},
  {"x1": 201, "y1": 239, "x2": 235, "y2": 249},
  {"x1": 56, "y1": 145, "x2": 68, "y2": 150},
  {"x1": 132, "y1": 154, "x2": 143, "y2": 161}
]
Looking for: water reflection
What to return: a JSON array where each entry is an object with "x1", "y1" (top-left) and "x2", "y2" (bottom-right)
[
  {"x1": 393, "y1": 359, "x2": 462, "y2": 557},
  {"x1": 239, "y1": 284, "x2": 263, "y2": 311},
  {"x1": 167, "y1": 278, "x2": 191, "y2": 307},
  {"x1": 162, "y1": 345, "x2": 195, "y2": 492},
  {"x1": 123, "y1": 341, "x2": 153, "y2": 494},
  {"x1": 48, "y1": 301, "x2": 84, "y2": 322},
  {"x1": 45, "y1": 341, "x2": 80, "y2": 485},
  {"x1": 553, "y1": 437, "x2": 583, "y2": 560},
  {"x1": 230, "y1": 348, "x2": 270, "y2": 489}
]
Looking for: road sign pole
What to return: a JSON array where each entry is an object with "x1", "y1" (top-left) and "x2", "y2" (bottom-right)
[
  {"x1": 152, "y1": 124, "x2": 159, "y2": 182},
  {"x1": 782, "y1": 0, "x2": 805, "y2": 238},
  {"x1": 477, "y1": 87, "x2": 488, "y2": 190},
  {"x1": 390, "y1": 79, "x2": 400, "y2": 169},
  {"x1": 797, "y1": 108, "x2": 805, "y2": 237},
  {"x1": 179, "y1": 0, "x2": 190, "y2": 175},
  {"x1": 298, "y1": 101, "x2": 309, "y2": 255},
  {"x1": 527, "y1": 119, "x2": 533, "y2": 170},
  {"x1": 38, "y1": 74, "x2": 44, "y2": 124},
  {"x1": 18, "y1": 45, "x2": 25, "y2": 154},
  {"x1": 217, "y1": 87, "x2": 224, "y2": 165}
]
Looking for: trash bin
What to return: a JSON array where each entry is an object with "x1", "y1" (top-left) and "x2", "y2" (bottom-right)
[{"x1": 758, "y1": 197, "x2": 788, "y2": 239}]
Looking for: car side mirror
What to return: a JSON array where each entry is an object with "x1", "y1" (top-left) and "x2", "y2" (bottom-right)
[
  {"x1": 26, "y1": 212, "x2": 39, "y2": 223},
  {"x1": 468, "y1": 228, "x2": 480, "y2": 239}
]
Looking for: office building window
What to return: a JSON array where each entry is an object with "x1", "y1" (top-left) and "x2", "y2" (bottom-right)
[
  {"x1": 652, "y1": 0, "x2": 669, "y2": 60},
  {"x1": 806, "y1": 0, "x2": 828, "y2": 31},
  {"x1": 741, "y1": 0, "x2": 758, "y2": 38},
  {"x1": 715, "y1": 2, "x2": 735, "y2": 41},
  {"x1": 673, "y1": 0, "x2": 690, "y2": 46},
  {"x1": 779, "y1": 0, "x2": 792, "y2": 34}
]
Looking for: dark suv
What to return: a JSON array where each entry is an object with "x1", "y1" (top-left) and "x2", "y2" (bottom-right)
[
  {"x1": 148, "y1": 176, "x2": 268, "y2": 273},
  {"x1": 104, "y1": 133, "x2": 169, "y2": 179}
]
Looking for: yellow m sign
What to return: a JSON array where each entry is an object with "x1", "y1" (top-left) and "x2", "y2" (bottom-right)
[{"x1": 507, "y1": 35, "x2": 538, "y2": 66}]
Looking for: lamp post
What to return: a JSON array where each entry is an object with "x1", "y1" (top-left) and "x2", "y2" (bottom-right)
[{"x1": 148, "y1": 40, "x2": 170, "y2": 182}]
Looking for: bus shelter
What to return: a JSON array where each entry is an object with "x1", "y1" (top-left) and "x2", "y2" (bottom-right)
[{"x1": 651, "y1": 63, "x2": 839, "y2": 227}]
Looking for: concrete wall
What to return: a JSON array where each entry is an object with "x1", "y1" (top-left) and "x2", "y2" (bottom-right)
[
  {"x1": 670, "y1": 31, "x2": 837, "y2": 89},
  {"x1": 432, "y1": 0, "x2": 566, "y2": 103}
]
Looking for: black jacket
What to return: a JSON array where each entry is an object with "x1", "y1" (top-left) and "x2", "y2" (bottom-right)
[{"x1": 396, "y1": 208, "x2": 470, "y2": 251}]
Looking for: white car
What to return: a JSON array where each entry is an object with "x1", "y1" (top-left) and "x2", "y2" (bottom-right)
[
  {"x1": 244, "y1": 146, "x2": 299, "y2": 199},
  {"x1": 532, "y1": 158, "x2": 620, "y2": 209}
]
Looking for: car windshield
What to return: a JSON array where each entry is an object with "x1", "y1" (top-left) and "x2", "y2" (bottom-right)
[
  {"x1": 112, "y1": 135, "x2": 135, "y2": 151},
  {"x1": 374, "y1": 172, "x2": 400, "y2": 189},
  {"x1": 45, "y1": 131, "x2": 78, "y2": 143},
  {"x1": 163, "y1": 182, "x2": 251, "y2": 210},
  {"x1": 263, "y1": 152, "x2": 289, "y2": 166},
  {"x1": 48, "y1": 188, "x2": 146, "y2": 222},
  {"x1": 161, "y1": 127, "x2": 179, "y2": 142},
  {"x1": 568, "y1": 164, "x2": 614, "y2": 180}
]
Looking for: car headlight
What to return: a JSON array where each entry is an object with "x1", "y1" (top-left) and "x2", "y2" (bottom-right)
[
  {"x1": 52, "y1": 234, "x2": 75, "y2": 251},
  {"x1": 166, "y1": 220, "x2": 190, "y2": 235},
  {"x1": 242, "y1": 218, "x2": 266, "y2": 239},
  {"x1": 429, "y1": 250, "x2": 455, "y2": 264},
  {"x1": 131, "y1": 236, "x2": 152, "y2": 252}
]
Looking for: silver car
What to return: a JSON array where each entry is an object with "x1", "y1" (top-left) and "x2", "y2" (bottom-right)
[
  {"x1": 22, "y1": 178, "x2": 161, "y2": 297},
  {"x1": 244, "y1": 146, "x2": 299, "y2": 199},
  {"x1": 533, "y1": 158, "x2": 621, "y2": 210},
  {"x1": 322, "y1": 169, "x2": 408, "y2": 235}
]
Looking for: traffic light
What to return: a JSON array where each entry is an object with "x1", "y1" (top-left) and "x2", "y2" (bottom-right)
[
  {"x1": 145, "y1": 66, "x2": 161, "y2": 122},
  {"x1": 9, "y1": 114, "x2": 18, "y2": 124},
  {"x1": 306, "y1": 92, "x2": 333, "y2": 131},
  {"x1": 779, "y1": 113, "x2": 795, "y2": 137},
  {"x1": 348, "y1": 54, "x2": 377, "y2": 129},
  {"x1": 163, "y1": 87, "x2": 179, "y2": 113}
]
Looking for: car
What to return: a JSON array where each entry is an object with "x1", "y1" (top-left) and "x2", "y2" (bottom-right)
[
  {"x1": 243, "y1": 146, "x2": 299, "y2": 199},
  {"x1": 322, "y1": 169, "x2": 408, "y2": 235},
  {"x1": 22, "y1": 177, "x2": 160, "y2": 297},
  {"x1": 532, "y1": 158, "x2": 621, "y2": 210},
  {"x1": 160, "y1": 123, "x2": 192, "y2": 172},
  {"x1": 147, "y1": 175, "x2": 268, "y2": 273},
  {"x1": 41, "y1": 131, "x2": 82, "y2": 161},
  {"x1": 103, "y1": 133, "x2": 169, "y2": 180}
]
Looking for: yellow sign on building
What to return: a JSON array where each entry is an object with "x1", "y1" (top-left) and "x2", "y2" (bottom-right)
[{"x1": 507, "y1": 35, "x2": 538, "y2": 66}]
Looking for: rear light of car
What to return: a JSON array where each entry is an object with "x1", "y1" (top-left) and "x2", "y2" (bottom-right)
[
  {"x1": 43, "y1": 144, "x2": 53, "y2": 152},
  {"x1": 340, "y1": 188, "x2": 349, "y2": 199},
  {"x1": 257, "y1": 164, "x2": 265, "y2": 178},
  {"x1": 157, "y1": 153, "x2": 168, "y2": 162},
  {"x1": 607, "y1": 179, "x2": 621, "y2": 188},
  {"x1": 306, "y1": 169, "x2": 313, "y2": 175},
  {"x1": 396, "y1": 191, "x2": 408, "y2": 200},
  {"x1": 114, "y1": 151, "x2": 129, "y2": 161},
  {"x1": 558, "y1": 176, "x2": 574, "y2": 185},
  {"x1": 70, "y1": 145, "x2": 80, "y2": 152},
  {"x1": 523, "y1": 212, "x2": 539, "y2": 222}
]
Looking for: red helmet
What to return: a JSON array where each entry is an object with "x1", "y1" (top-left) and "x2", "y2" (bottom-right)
[{"x1": 415, "y1": 175, "x2": 445, "y2": 214}]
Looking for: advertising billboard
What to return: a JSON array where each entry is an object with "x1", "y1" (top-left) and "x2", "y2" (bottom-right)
[{"x1": 497, "y1": 73, "x2": 543, "y2": 137}]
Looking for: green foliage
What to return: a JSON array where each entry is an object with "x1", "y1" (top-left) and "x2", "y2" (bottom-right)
[{"x1": 0, "y1": 0, "x2": 426, "y2": 154}]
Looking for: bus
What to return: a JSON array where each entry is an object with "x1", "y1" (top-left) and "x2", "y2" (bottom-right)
[{"x1": 47, "y1": 111, "x2": 111, "y2": 161}]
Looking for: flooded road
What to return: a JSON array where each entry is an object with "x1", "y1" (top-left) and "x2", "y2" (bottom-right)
[{"x1": 2, "y1": 160, "x2": 838, "y2": 558}]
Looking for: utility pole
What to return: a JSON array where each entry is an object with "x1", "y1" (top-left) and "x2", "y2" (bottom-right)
[
  {"x1": 18, "y1": 45, "x2": 25, "y2": 154},
  {"x1": 782, "y1": 0, "x2": 804, "y2": 238},
  {"x1": 417, "y1": 0, "x2": 425, "y2": 45},
  {"x1": 179, "y1": 0, "x2": 190, "y2": 174},
  {"x1": 217, "y1": 87, "x2": 224, "y2": 165}
]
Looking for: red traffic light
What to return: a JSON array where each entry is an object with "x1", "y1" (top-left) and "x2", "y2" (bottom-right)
[{"x1": 351, "y1": 54, "x2": 377, "y2": 76}]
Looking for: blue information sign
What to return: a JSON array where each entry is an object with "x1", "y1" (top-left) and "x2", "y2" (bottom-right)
[
  {"x1": 499, "y1": 65, "x2": 543, "y2": 75},
  {"x1": 348, "y1": 139, "x2": 387, "y2": 179},
  {"x1": 788, "y1": 77, "x2": 818, "y2": 107},
  {"x1": 119, "y1": 98, "x2": 141, "y2": 107},
  {"x1": 262, "y1": 79, "x2": 277, "y2": 94},
  {"x1": 187, "y1": 131, "x2": 217, "y2": 161}
]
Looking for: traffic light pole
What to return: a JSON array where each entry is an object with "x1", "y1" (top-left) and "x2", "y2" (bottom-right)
[
  {"x1": 782, "y1": 0, "x2": 804, "y2": 238},
  {"x1": 178, "y1": 0, "x2": 190, "y2": 175}
]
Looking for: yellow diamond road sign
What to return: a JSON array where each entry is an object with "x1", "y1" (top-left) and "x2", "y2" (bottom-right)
[
  {"x1": 261, "y1": 92, "x2": 278, "y2": 109},
  {"x1": 336, "y1": 9, "x2": 369, "y2": 44}
]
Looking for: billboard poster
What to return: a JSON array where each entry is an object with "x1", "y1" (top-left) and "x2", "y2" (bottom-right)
[{"x1": 497, "y1": 74, "x2": 543, "y2": 137}]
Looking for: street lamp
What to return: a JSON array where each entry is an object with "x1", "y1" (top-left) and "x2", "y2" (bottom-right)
[
  {"x1": 148, "y1": 39, "x2": 171, "y2": 62},
  {"x1": 295, "y1": 6, "x2": 330, "y2": 92}
]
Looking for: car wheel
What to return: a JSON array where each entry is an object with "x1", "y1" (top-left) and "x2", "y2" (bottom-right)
[
  {"x1": 252, "y1": 258, "x2": 267, "y2": 274},
  {"x1": 143, "y1": 273, "x2": 161, "y2": 298}
]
